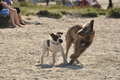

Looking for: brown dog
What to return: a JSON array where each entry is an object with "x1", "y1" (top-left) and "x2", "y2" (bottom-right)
[{"x1": 66, "y1": 20, "x2": 95, "y2": 65}]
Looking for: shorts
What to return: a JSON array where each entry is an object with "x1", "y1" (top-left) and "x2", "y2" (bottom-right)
[{"x1": 0, "y1": 9, "x2": 9, "y2": 16}]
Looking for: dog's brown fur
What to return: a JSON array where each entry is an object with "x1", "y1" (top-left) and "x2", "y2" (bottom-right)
[{"x1": 66, "y1": 20, "x2": 95, "y2": 65}]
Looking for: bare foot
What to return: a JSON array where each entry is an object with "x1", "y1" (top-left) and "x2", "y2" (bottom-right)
[{"x1": 17, "y1": 24, "x2": 23, "y2": 27}]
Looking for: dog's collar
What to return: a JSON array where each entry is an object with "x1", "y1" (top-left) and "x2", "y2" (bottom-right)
[
  {"x1": 52, "y1": 41, "x2": 59, "y2": 45},
  {"x1": 50, "y1": 38, "x2": 60, "y2": 45}
]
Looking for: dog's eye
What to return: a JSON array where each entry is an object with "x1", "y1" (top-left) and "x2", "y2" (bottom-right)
[
  {"x1": 52, "y1": 35, "x2": 59, "y2": 41},
  {"x1": 58, "y1": 35, "x2": 61, "y2": 37},
  {"x1": 55, "y1": 35, "x2": 58, "y2": 39}
]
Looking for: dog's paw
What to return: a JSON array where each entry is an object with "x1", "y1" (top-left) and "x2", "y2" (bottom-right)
[
  {"x1": 64, "y1": 62, "x2": 68, "y2": 65},
  {"x1": 60, "y1": 62, "x2": 68, "y2": 65}
]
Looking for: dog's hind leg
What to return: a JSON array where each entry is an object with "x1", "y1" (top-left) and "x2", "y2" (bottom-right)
[{"x1": 66, "y1": 40, "x2": 72, "y2": 59}]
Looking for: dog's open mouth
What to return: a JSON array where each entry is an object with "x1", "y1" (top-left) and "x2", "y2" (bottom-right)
[
  {"x1": 78, "y1": 32, "x2": 85, "y2": 37},
  {"x1": 56, "y1": 43, "x2": 60, "y2": 45}
]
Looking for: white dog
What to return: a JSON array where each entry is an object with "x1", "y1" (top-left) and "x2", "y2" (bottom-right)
[{"x1": 41, "y1": 32, "x2": 68, "y2": 66}]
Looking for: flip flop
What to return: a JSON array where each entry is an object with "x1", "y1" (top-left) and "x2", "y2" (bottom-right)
[
  {"x1": 12, "y1": 25, "x2": 18, "y2": 28},
  {"x1": 20, "y1": 23, "x2": 25, "y2": 25}
]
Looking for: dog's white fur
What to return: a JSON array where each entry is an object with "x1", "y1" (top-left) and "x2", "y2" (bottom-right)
[{"x1": 41, "y1": 32, "x2": 68, "y2": 66}]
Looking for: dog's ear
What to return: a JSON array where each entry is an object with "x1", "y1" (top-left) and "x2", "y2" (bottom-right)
[
  {"x1": 90, "y1": 20, "x2": 94, "y2": 32},
  {"x1": 56, "y1": 32, "x2": 63, "y2": 35},
  {"x1": 49, "y1": 33, "x2": 55, "y2": 37},
  {"x1": 90, "y1": 20, "x2": 94, "y2": 26}
]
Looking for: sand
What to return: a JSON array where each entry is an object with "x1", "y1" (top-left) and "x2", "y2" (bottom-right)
[{"x1": 0, "y1": 1, "x2": 120, "y2": 80}]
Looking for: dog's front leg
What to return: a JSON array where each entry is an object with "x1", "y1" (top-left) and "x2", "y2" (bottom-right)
[
  {"x1": 41, "y1": 46, "x2": 47, "y2": 65},
  {"x1": 69, "y1": 49, "x2": 85, "y2": 65},
  {"x1": 41, "y1": 52, "x2": 46, "y2": 65},
  {"x1": 66, "y1": 40, "x2": 72, "y2": 59},
  {"x1": 76, "y1": 59, "x2": 80, "y2": 64},
  {"x1": 60, "y1": 46, "x2": 68, "y2": 64},
  {"x1": 52, "y1": 53, "x2": 56, "y2": 66},
  {"x1": 69, "y1": 58, "x2": 76, "y2": 65}
]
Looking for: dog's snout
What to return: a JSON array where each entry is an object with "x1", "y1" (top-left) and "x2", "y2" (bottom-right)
[{"x1": 59, "y1": 39, "x2": 63, "y2": 43}]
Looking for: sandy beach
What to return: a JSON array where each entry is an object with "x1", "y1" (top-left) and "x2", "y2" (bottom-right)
[{"x1": 0, "y1": 0, "x2": 120, "y2": 80}]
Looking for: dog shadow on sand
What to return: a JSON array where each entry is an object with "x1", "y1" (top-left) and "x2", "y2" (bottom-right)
[{"x1": 35, "y1": 63, "x2": 84, "y2": 70}]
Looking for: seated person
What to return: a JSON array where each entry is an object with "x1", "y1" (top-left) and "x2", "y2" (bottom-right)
[
  {"x1": 74, "y1": 0, "x2": 82, "y2": 6},
  {"x1": 80, "y1": 0, "x2": 90, "y2": 7},
  {"x1": 3, "y1": 0, "x2": 25, "y2": 25},
  {"x1": 0, "y1": 0, "x2": 23, "y2": 27},
  {"x1": 86, "y1": 0, "x2": 101, "y2": 8},
  {"x1": 65, "y1": 0, "x2": 74, "y2": 7}
]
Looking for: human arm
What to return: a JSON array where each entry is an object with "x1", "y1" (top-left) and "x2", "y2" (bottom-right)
[
  {"x1": 3, "y1": 0, "x2": 13, "y2": 5},
  {"x1": 0, "y1": 1, "x2": 13, "y2": 11}
]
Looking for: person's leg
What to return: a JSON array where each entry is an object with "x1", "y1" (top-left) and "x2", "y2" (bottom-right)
[
  {"x1": 12, "y1": 9, "x2": 23, "y2": 27},
  {"x1": 13, "y1": 7, "x2": 25, "y2": 25},
  {"x1": 17, "y1": 13, "x2": 25, "y2": 25},
  {"x1": 107, "y1": 0, "x2": 113, "y2": 9},
  {"x1": 46, "y1": 0, "x2": 49, "y2": 6},
  {"x1": 9, "y1": 10, "x2": 17, "y2": 27}
]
